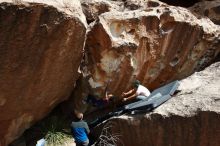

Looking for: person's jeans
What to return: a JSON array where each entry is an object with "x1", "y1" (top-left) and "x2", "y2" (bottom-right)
[{"x1": 76, "y1": 139, "x2": 89, "y2": 146}]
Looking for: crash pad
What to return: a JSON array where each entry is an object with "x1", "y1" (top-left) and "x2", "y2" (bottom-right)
[{"x1": 89, "y1": 80, "x2": 180, "y2": 128}]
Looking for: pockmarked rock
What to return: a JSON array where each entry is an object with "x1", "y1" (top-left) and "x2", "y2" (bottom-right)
[
  {"x1": 80, "y1": 0, "x2": 123, "y2": 23},
  {"x1": 98, "y1": 62, "x2": 220, "y2": 146},
  {"x1": 190, "y1": 0, "x2": 220, "y2": 25},
  {"x1": 80, "y1": 0, "x2": 166, "y2": 23},
  {"x1": 84, "y1": 2, "x2": 220, "y2": 97},
  {"x1": 0, "y1": 0, "x2": 86, "y2": 145}
]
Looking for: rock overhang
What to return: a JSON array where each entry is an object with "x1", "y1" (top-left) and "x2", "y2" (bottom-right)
[{"x1": 83, "y1": 4, "x2": 220, "y2": 98}]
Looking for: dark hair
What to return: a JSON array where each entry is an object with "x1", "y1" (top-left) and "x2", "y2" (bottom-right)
[{"x1": 133, "y1": 80, "x2": 140, "y2": 88}]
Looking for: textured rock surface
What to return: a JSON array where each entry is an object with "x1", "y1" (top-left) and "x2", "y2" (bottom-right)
[
  {"x1": 83, "y1": 1, "x2": 220, "y2": 99},
  {"x1": 80, "y1": 0, "x2": 122, "y2": 23},
  {"x1": 80, "y1": 0, "x2": 166, "y2": 23},
  {"x1": 190, "y1": 0, "x2": 220, "y2": 25},
  {"x1": 0, "y1": 0, "x2": 86, "y2": 145},
  {"x1": 98, "y1": 62, "x2": 220, "y2": 146}
]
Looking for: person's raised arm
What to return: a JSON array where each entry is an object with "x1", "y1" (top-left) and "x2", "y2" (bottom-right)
[
  {"x1": 105, "y1": 90, "x2": 108, "y2": 99},
  {"x1": 104, "y1": 90, "x2": 114, "y2": 100}
]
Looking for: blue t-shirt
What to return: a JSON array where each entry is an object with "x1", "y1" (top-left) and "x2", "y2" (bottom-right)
[{"x1": 71, "y1": 120, "x2": 90, "y2": 143}]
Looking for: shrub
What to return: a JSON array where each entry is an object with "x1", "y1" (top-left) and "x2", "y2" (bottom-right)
[{"x1": 40, "y1": 116, "x2": 72, "y2": 146}]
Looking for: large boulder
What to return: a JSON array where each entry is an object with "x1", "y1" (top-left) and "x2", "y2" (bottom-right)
[
  {"x1": 96, "y1": 61, "x2": 220, "y2": 146},
  {"x1": 83, "y1": 1, "x2": 220, "y2": 98},
  {"x1": 80, "y1": 0, "x2": 166, "y2": 23},
  {"x1": 189, "y1": 0, "x2": 220, "y2": 25},
  {"x1": 0, "y1": 0, "x2": 86, "y2": 145}
]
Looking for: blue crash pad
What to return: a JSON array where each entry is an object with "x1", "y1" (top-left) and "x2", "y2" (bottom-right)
[
  {"x1": 150, "y1": 80, "x2": 180, "y2": 96},
  {"x1": 88, "y1": 80, "x2": 180, "y2": 128},
  {"x1": 124, "y1": 80, "x2": 180, "y2": 110}
]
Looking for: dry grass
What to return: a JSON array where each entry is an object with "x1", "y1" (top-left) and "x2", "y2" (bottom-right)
[
  {"x1": 40, "y1": 116, "x2": 72, "y2": 146},
  {"x1": 95, "y1": 122, "x2": 124, "y2": 146}
]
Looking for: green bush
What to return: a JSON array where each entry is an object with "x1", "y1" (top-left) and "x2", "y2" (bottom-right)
[
  {"x1": 40, "y1": 116, "x2": 73, "y2": 146},
  {"x1": 45, "y1": 131, "x2": 72, "y2": 146}
]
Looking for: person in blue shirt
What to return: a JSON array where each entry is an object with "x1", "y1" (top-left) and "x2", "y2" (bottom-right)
[{"x1": 71, "y1": 113, "x2": 90, "y2": 146}]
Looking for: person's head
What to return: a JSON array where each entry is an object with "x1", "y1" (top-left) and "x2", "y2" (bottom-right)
[
  {"x1": 133, "y1": 80, "x2": 140, "y2": 88},
  {"x1": 76, "y1": 112, "x2": 83, "y2": 121},
  {"x1": 74, "y1": 110, "x2": 83, "y2": 121}
]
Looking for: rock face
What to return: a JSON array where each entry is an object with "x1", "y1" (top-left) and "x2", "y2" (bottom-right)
[
  {"x1": 97, "y1": 62, "x2": 220, "y2": 146},
  {"x1": 80, "y1": 0, "x2": 122, "y2": 23},
  {"x1": 0, "y1": 0, "x2": 86, "y2": 145},
  {"x1": 190, "y1": 0, "x2": 220, "y2": 25},
  {"x1": 83, "y1": 1, "x2": 220, "y2": 98},
  {"x1": 80, "y1": 0, "x2": 165, "y2": 23}
]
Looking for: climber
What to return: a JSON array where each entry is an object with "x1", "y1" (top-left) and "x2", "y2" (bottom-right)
[
  {"x1": 71, "y1": 112, "x2": 90, "y2": 146},
  {"x1": 83, "y1": 79, "x2": 115, "y2": 107},
  {"x1": 83, "y1": 92, "x2": 114, "y2": 107},
  {"x1": 122, "y1": 80, "x2": 151, "y2": 102}
]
